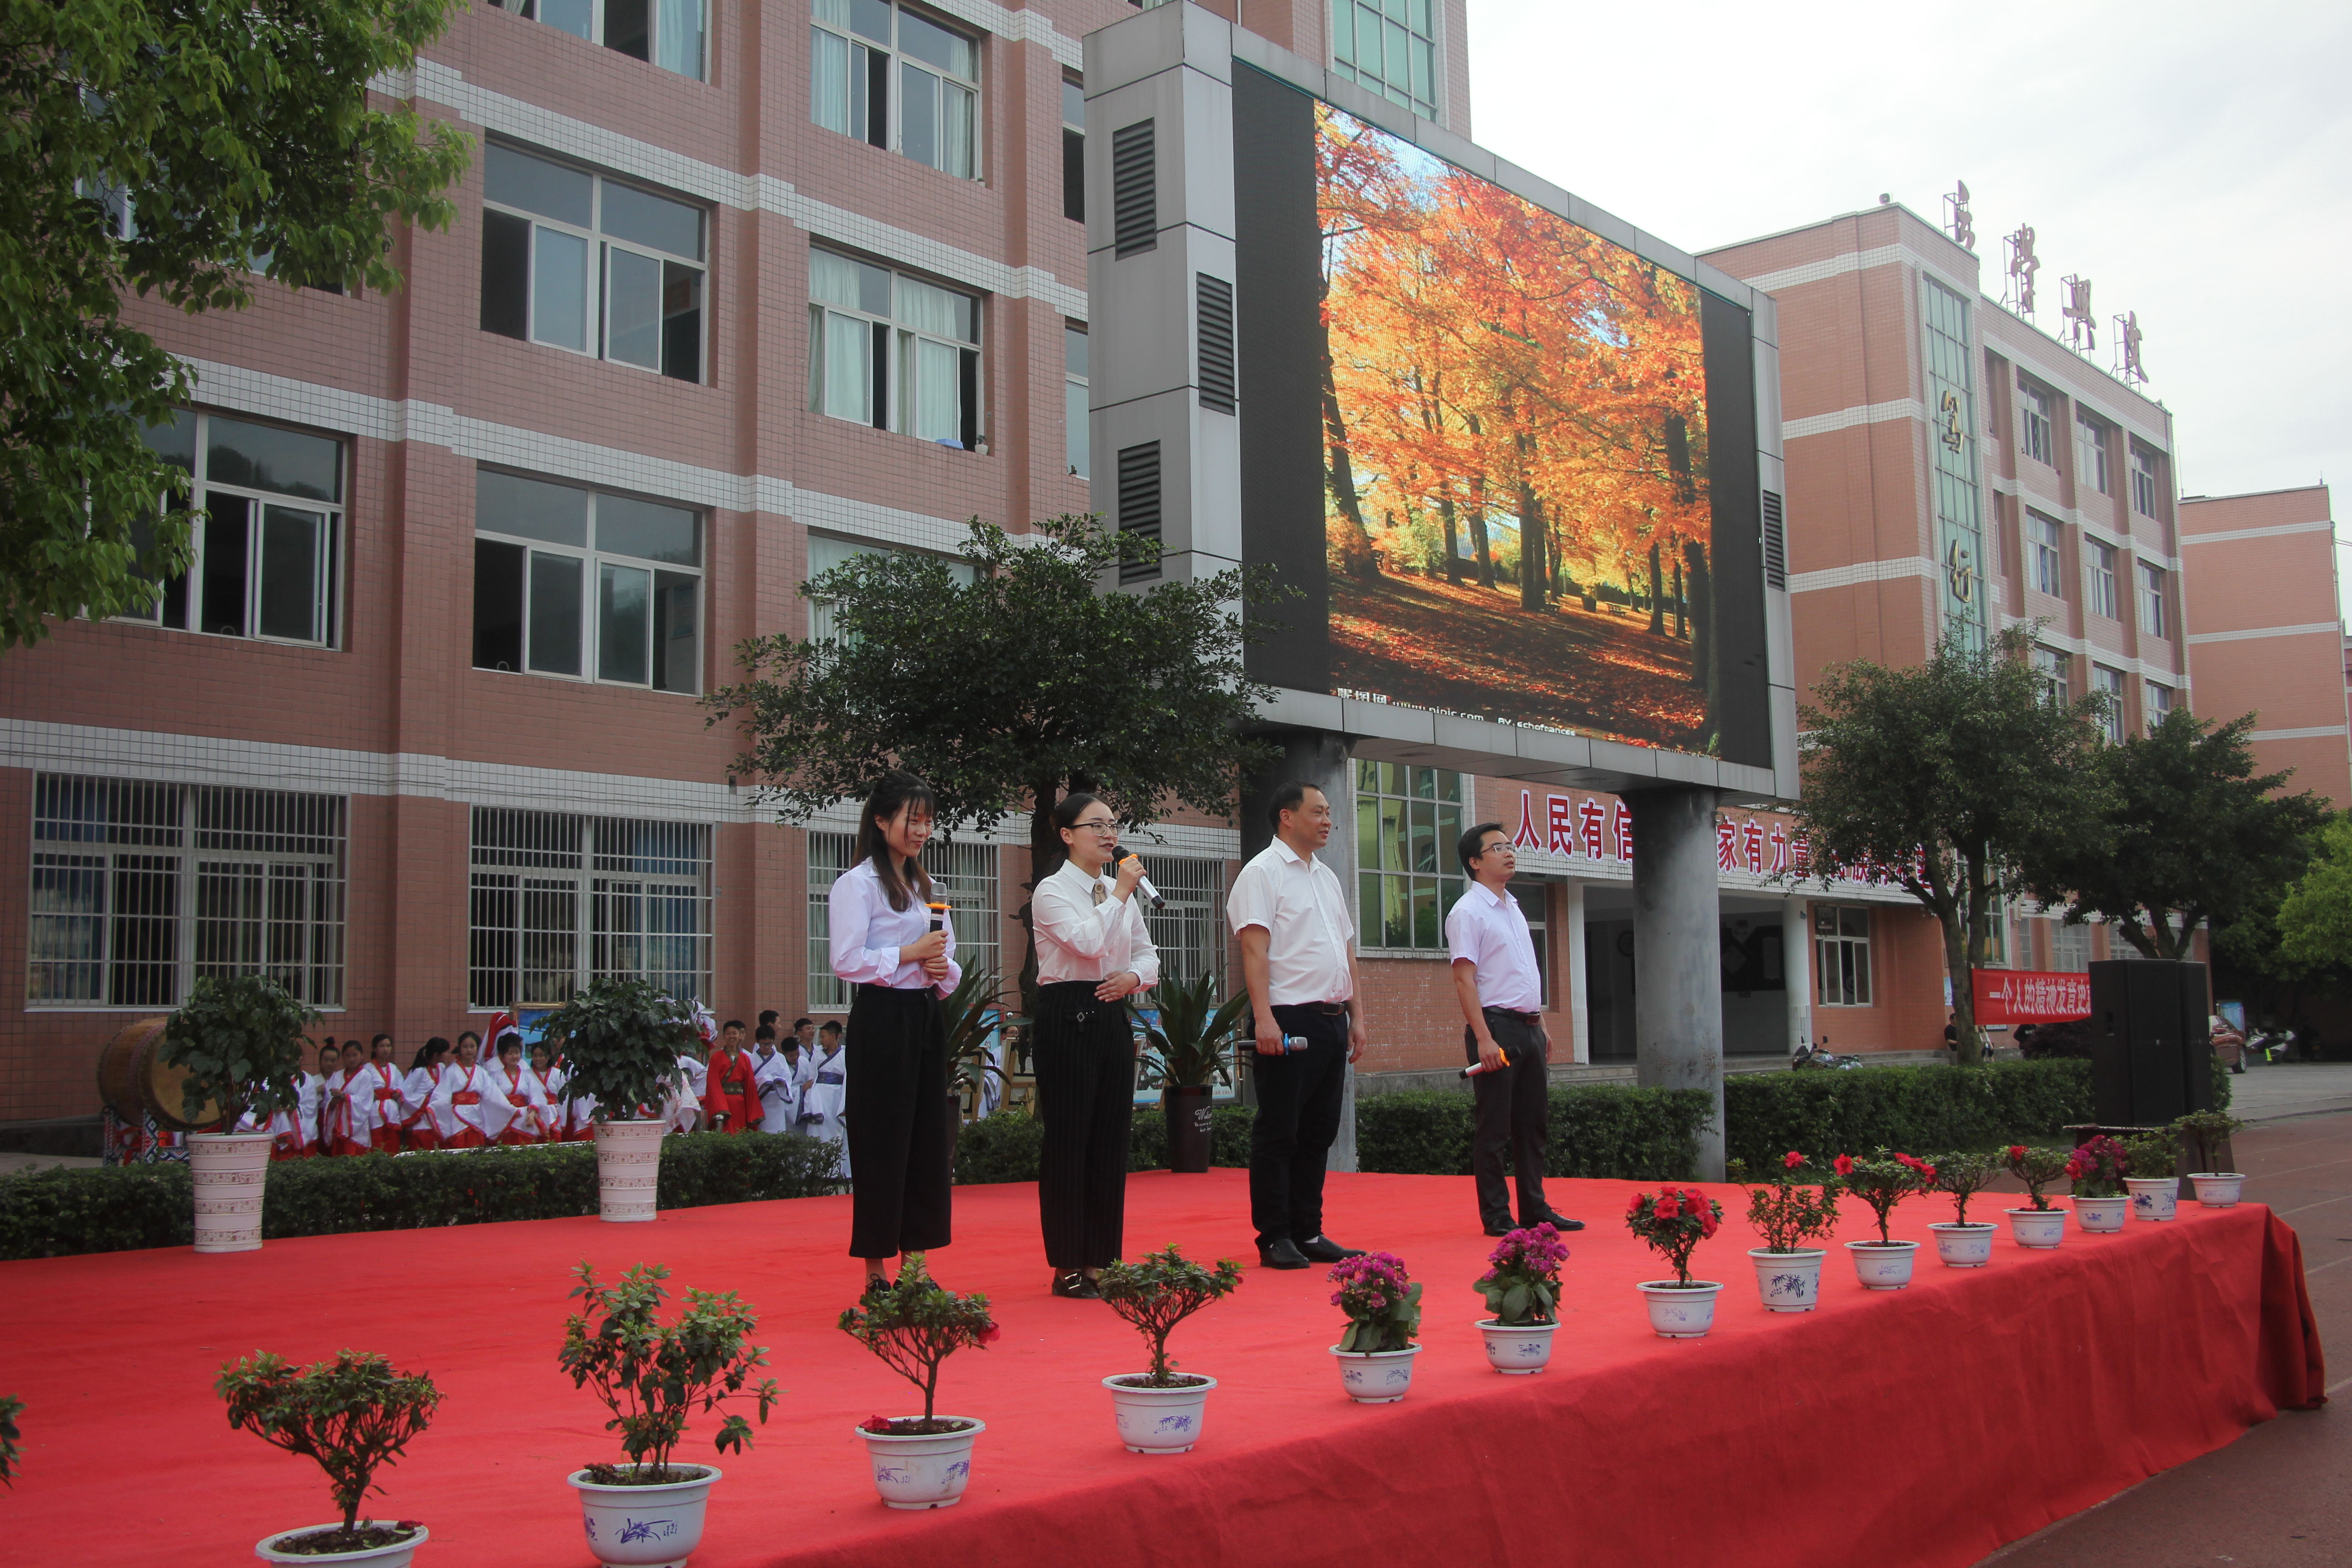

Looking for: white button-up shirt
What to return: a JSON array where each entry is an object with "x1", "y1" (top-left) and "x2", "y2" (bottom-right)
[
  {"x1": 1226, "y1": 836, "x2": 1355, "y2": 1005},
  {"x1": 1033, "y1": 858, "x2": 1161, "y2": 988},
  {"x1": 1445, "y1": 881, "x2": 1542, "y2": 1012},
  {"x1": 828, "y1": 858, "x2": 963, "y2": 995}
]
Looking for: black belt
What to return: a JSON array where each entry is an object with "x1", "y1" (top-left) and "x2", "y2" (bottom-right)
[
  {"x1": 1274, "y1": 1001, "x2": 1348, "y2": 1015},
  {"x1": 1041, "y1": 980, "x2": 1109, "y2": 994},
  {"x1": 1482, "y1": 1006, "x2": 1541, "y2": 1022}
]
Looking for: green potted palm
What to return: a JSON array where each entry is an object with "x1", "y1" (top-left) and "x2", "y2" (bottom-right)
[
  {"x1": 530, "y1": 979, "x2": 696, "y2": 1222},
  {"x1": 159, "y1": 974, "x2": 317, "y2": 1253},
  {"x1": 940, "y1": 965, "x2": 1008, "y2": 1136},
  {"x1": 219, "y1": 1350, "x2": 442, "y2": 1566},
  {"x1": 1131, "y1": 972, "x2": 1248, "y2": 1173}
]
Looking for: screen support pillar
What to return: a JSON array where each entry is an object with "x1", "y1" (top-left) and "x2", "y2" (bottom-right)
[
  {"x1": 1784, "y1": 893, "x2": 1813, "y2": 1060},
  {"x1": 1562, "y1": 879, "x2": 1591, "y2": 1064},
  {"x1": 1632, "y1": 785, "x2": 1725, "y2": 1179}
]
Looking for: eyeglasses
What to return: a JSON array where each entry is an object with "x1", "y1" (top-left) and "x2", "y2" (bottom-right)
[{"x1": 1071, "y1": 819, "x2": 1119, "y2": 834}]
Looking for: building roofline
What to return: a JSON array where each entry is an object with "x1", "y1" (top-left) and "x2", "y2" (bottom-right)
[
  {"x1": 2179, "y1": 484, "x2": 2333, "y2": 507},
  {"x1": 1697, "y1": 200, "x2": 1975, "y2": 267}
]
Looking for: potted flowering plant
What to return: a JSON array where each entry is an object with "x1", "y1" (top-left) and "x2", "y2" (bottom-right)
[
  {"x1": 1727, "y1": 1152, "x2": 1841, "y2": 1312},
  {"x1": 2174, "y1": 1111, "x2": 2247, "y2": 1206},
  {"x1": 2003, "y1": 1144, "x2": 2074, "y2": 1249},
  {"x1": 218, "y1": 1350, "x2": 441, "y2": 1567},
  {"x1": 558, "y1": 1261, "x2": 779, "y2": 1564},
  {"x1": 2122, "y1": 1131, "x2": 2181, "y2": 1221},
  {"x1": 838, "y1": 1254, "x2": 998, "y2": 1507},
  {"x1": 1624, "y1": 1188, "x2": 1725, "y2": 1338},
  {"x1": 1835, "y1": 1150, "x2": 1936, "y2": 1289},
  {"x1": 1096, "y1": 1244, "x2": 1244, "y2": 1452},
  {"x1": 2068, "y1": 1135, "x2": 2132, "y2": 1233},
  {"x1": 1473, "y1": 1222, "x2": 1570, "y2": 1372},
  {"x1": 531, "y1": 979, "x2": 698, "y2": 1222},
  {"x1": 1925, "y1": 1151, "x2": 2004, "y2": 1266},
  {"x1": 160, "y1": 974, "x2": 317, "y2": 1253},
  {"x1": 1328, "y1": 1252, "x2": 1423, "y2": 1402}
]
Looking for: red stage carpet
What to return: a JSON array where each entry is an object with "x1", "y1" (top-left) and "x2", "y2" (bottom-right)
[{"x1": 0, "y1": 1170, "x2": 2323, "y2": 1567}]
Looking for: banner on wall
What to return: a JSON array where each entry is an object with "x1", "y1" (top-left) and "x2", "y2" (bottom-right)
[{"x1": 1972, "y1": 969, "x2": 2092, "y2": 1025}]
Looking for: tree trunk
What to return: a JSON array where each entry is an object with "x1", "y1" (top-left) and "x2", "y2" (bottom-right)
[
  {"x1": 1647, "y1": 542, "x2": 1665, "y2": 635},
  {"x1": 1939, "y1": 899, "x2": 1982, "y2": 1068},
  {"x1": 1672, "y1": 557, "x2": 1686, "y2": 638},
  {"x1": 1019, "y1": 782, "x2": 1063, "y2": 1023},
  {"x1": 1320, "y1": 348, "x2": 1372, "y2": 569},
  {"x1": 1517, "y1": 480, "x2": 1547, "y2": 612},
  {"x1": 1438, "y1": 494, "x2": 1462, "y2": 585},
  {"x1": 1683, "y1": 540, "x2": 1714, "y2": 699},
  {"x1": 1468, "y1": 499, "x2": 1496, "y2": 591}
]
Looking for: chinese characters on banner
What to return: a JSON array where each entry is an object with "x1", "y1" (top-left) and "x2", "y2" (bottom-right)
[
  {"x1": 1971, "y1": 970, "x2": 2092, "y2": 1025},
  {"x1": 1510, "y1": 789, "x2": 1637, "y2": 865}
]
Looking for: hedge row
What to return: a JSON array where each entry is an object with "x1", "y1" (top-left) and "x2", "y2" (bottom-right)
[
  {"x1": 0, "y1": 1132, "x2": 843, "y2": 1261},
  {"x1": 951, "y1": 1103, "x2": 1255, "y2": 1186},
  {"x1": 1722, "y1": 1060, "x2": 2092, "y2": 1170},
  {"x1": 1355, "y1": 1086, "x2": 1713, "y2": 1181}
]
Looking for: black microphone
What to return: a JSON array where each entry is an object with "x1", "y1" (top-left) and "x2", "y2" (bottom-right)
[{"x1": 1113, "y1": 852, "x2": 1165, "y2": 910}]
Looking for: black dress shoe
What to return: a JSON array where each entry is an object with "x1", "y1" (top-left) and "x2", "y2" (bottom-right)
[
  {"x1": 1297, "y1": 1235, "x2": 1365, "y2": 1263},
  {"x1": 1523, "y1": 1210, "x2": 1586, "y2": 1232},
  {"x1": 1257, "y1": 1238, "x2": 1311, "y2": 1269},
  {"x1": 1484, "y1": 1221, "x2": 1515, "y2": 1237},
  {"x1": 1051, "y1": 1270, "x2": 1101, "y2": 1299}
]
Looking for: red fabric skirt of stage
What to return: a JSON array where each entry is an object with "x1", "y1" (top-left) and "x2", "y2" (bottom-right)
[{"x1": 0, "y1": 1171, "x2": 2322, "y2": 1566}]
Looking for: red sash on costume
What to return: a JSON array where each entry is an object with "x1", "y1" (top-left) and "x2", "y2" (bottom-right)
[{"x1": 452, "y1": 1091, "x2": 480, "y2": 1105}]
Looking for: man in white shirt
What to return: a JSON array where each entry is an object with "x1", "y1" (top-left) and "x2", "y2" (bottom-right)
[
  {"x1": 1447, "y1": 823, "x2": 1584, "y2": 1238},
  {"x1": 1227, "y1": 780, "x2": 1370, "y2": 1270}
]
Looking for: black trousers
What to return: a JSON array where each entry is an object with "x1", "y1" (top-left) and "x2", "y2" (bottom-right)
[
  {"x1": 1249, "y1": 1004, "x2": 1349, "y2": 1248},
  {"x1": 1466, "y1": 1010, "x2": 1551, "y2": 1227},
  {"x1": 1033, "y1": 980, "x2": 1136, "y2": 1270},
  {"x1": 844, "y1": 983, "x2": 953, "y2": 1259}
]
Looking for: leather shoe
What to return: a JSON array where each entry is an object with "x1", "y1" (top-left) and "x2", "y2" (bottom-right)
[
  {"x1": 1523, "y1": 1209, "x2": 1586, "y2": 1232},
  {"x1": 1297, "y1": 1235, "x2": 1364, "y2": 1264},
  {"x1": 1256, "y1": 1238, "x2": 1311, "y2": 1270},
  {"x1": 1050, "y1": 1270, "x2": 1101, "y2": 1299},
  {"x1": 1483, "y1": 1220, "x2": 1515, "y2": 1237}
]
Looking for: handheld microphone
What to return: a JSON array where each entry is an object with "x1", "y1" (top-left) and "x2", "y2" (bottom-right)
[
  {"x1": 926, "y1": 902, "x2": 950, "y2": 932},
  {"x1": 1460, "y1": 1056, "x2": 1509, "y2": 1078},
  {"x1": 1114, "y1": 853, "x2": 1166, "y2": 910}
]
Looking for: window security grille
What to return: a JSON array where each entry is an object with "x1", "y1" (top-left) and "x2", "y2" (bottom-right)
[
  {"x1": 807, "y1": 830, "x2": 1000, "y2": 1010},
  {"x1": 1137, "y1": 853, "x2": 1227, "y2": 991},
  {"x1": 1112, "y1": 120, "x2": 1156, "y2": 257},
  {"x1": 1196, "y1": 274, "x2": 1236, "y2": 414},
  {"x1": 1117, "y1": 441, "x2": 1163, "y2": 584},
  {"x1": 468, "y1": 807, "x2": 711, "y2": 1009}
]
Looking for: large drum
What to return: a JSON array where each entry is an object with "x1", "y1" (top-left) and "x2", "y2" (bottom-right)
[{"x1": 94, "y1": 1017, "x2": 223, "y2": 1132}]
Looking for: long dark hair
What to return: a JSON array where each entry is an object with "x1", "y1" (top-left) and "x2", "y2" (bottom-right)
[
  {"x1": 412, "y1": 1036, "x2": 451, "y2": 1072},
  {"x1": 1054, "y1": 791, "x2": 1109, "y2": 869},
  {"x1": 858, "y1": 769, "x2": 937, "y2": 912}
]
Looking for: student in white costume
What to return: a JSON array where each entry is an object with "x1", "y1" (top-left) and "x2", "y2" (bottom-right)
[
  {"x1": 488, "y1": 1034, "x2": 552, "y2": 1145},
  {"x1": 753, "y1": 1025, "x2": 800, "y2": 1132},
  {"x1": 345, "y1": 1034, "x2": 412, "y2": 1157},
  {"x1": 431, "y1": 1032, "x2": 520, "y2": 1149},
  {"x1": 401, "y1": 1039, "x2": 451, "y2": 1150},
  {"x1": 799, "y1": 1019, "x2": 850, "y2": 1179}
]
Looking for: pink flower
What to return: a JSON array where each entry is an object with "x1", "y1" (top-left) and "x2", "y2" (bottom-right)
[
  {"x1": 1833, "y1": 1154, "x2": 1854, "y2": 1177},
  {"x1": 1654, "y1": 1194, "x2": 1681, "y2": 1220},
  {"x1": 1783, "y1": 1151, "x2": 1805, "y2": 1170}
]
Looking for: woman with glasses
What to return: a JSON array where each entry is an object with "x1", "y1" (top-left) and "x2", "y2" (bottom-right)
[{"x1": 1029, "y1": 791, "x2": 1160, "y2": 1298}]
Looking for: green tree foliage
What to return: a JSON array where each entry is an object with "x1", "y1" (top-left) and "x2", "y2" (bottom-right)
[
  {"x1": 2028, "y1": 710, "x2": 2330, "y2": 960},
  {"x1": 216, "y1": 1351, "x2": 441, "y2": 1540},
  {"x1": 2278, "y1": 815, "x2": 2352, "y2": 971},
  {"x1": 1790, "y1": 629, "x2": 2108, "y2": 1063},
  {"x1": 0, "y1": 0, "x2": 470, "y2": 648},
  {"x1": 531, "y1": 976, "x2": 699, "y2": 1123},
  {"x1": 559, "y1": 1261, "x2": 779, "y2": 1480},
  {"x1": 1097, "y1": 1244, "x2": 1244, "y2": 1385},
  {"x1": 707, "y1": 516, "x2": 1285, "y2": 1010},
  {"x1": 160, "y1": 972, "x2": 318, "y2": 1123}
]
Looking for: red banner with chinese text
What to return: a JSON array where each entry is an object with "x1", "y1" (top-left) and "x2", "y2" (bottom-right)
[{"x1": 1972, "y1": 969, "x2": 2092, "y2": 1025}]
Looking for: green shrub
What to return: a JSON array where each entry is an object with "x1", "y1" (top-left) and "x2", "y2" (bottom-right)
[
  {"x1": 954, "y1": 1102, "x2": 1257, "y2": 1186},
  {"x1": 1723, "y1": 1061, "x2": 2091, "y2": 1171},
  {"x1": 1357, "y1": 1085, "x2": 1711, "y2": 1180}
]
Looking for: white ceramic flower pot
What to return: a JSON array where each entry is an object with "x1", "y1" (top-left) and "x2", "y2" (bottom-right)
[
  {"x1": 1747, "y1": 1247, "x2": 1826, "y2": 1311},
  {"x1": 2190, "y1": 1173, "x2": 2245, "y2": 1208},
  {"x1": 568, "y1": 1465, "x2": 716, "y2": 1568},
  {"x1": 2126, "y1": 1177, "x2": 2179, "y2": 1222},
  {"x1": 593, "y1": 1118, "x2": 666, "y2": 1223},
  {"x1": 1845, "y1": 1239, "x2": 1919, "y2": 1289},
  {"x1": 2073, "y1": 1195, "x2": 2130, "y2": 1234},
  {"x1": 856, "y1": 1418, "x2": 984, "y2": 1508},
  {"x1": 1329, "y1": 1344, "x2": 1420, "y2": 1402},
  {"x1": 2006, "y1": 1206, "x2": 2068, "y2": 1249},
  {"x1": 1929, "y1": 1222, "x2": 1996, "y2": 1268},
  {"x1": 190, "y1": 1130, "x2": 274, "y2": 1254},
  {"x1": 1474, "y1": 1318, "x2": 1559, "y2": 1373},
  {"x1": 255, "y1": 1522, "x2": 427, "y2": 1567},
  {"x1": 1635, "y1": 1282, "x2": 1722, "y2": 1339},
  {"x1": 1104, "y1": 1374, "x2": 1215, "y2": 1452}
]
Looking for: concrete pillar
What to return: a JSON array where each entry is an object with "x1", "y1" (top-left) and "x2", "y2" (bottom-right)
[
  {"x1": 1632, "y1": 787, "x2": 1725, "y2": 1179},
  {"x1": 1562, "y1": 879, "x2": 1591, "y2": 1064},
  {"x1": 1784, "y1": 894, "x2": 1813, "y2": 1058}
]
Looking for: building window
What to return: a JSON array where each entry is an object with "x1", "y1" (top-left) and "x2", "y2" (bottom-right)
[
  {"x1": 2139, "y1": 563, "x2": 2168, "y2": 640},
  {"x1": 1065, "y1": 323, "x2": 1090, "y2": 479},
  {"x1": 1354, "y1": 760, "x2": 1464, "y2": 952},
  {"x1": 810, "y1": 0, "x2": 978, "y2": 180},
  {"x1": 30, "y1": 775, "x2": 347, "y2": 1009},
  {"x1": 1062, "y1": 75, "x2": 1085, "y2": 224},
  {"x1": 2016, "y1": 377, "x2": 2056, "y2": 466},
  {"x1": 1922, "y1": 277, "x2": 1986, "y2": 649},
  {"x1": 1331, "y1": 0, "x2": 1438, "y2": 117},
  {"x1": 806, "y1": 829, "x2": 997, "y2": 1010},
  {"x1": 2145, "y1": 681, "x2": 2174, "y2": 730},
  {"x1": 1813, "y1": 905, "x2": 1872, "y2": 1007},
  {"x1": 2085, "y1": 539, "x2": 2118, "y2": 620},
  {"x1": 1138, "y1": 853, "x2": 1227, "y2": 991},
  {"x1": 2074, "y1": 411, "x2": 2111, "y2": 495},
  {"x1": 2026, "y1": 512, "x2": 2064, "y2": 598},
  {"x1": 122, "y1": 409, "x2": 343, "y2": 646},
  {"x1": 479, "y1": 143, "x2": 706, "y2": 382},
  {"x1": 803, "y1": 533, "x2": 975, "y2": 645},
  {"x1": 2130, "y1": 444, "x2": 2161, "y2": 516},
  {"x1": 468, "y1": 808, "x2": 711, "y2": 1009},
  {"x1": 492, "y1": 0, "x2": 706, "y2": 80},
  {"x1": 471, "y1": 470, "x2": 702, "y2": 694},
  {"x1": 2051, "y1": 919, "x2": 2091, "y2": 972},
  {"x1": 2092, "y1": 665, "x2": 2126, "y2": 742},
  {"x1": 807, "y1": 249, "x2": 980, "y2": 449},
  {"x1": 2032, "y1": 645, "x2": 2070, "y2": 706}
]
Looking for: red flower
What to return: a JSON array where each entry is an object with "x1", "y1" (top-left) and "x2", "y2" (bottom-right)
[
  {"x1": 2008, "y1": 1145, "x2": 2028, "y2": 1162},
  {"x1": 1919, "y1": 1162, "x2": 1938, "y2": 1180},
  {"x1": 1783, "y1": 1151, "x2": 1805, "y2": 1170},
  {"x1": 1833, "y1": 1154, "x2": 1854, "y2": 1176},
  {"x1": 1654, "y1": 1194, "x2": 1681, "y2": 1219},
  {"x1": 1627, "y1": 1192, "x2": 1646, "y2": 1215},
  {"x1": 977, "y1": 1323, "x2": 1002, "y2": 1345}
]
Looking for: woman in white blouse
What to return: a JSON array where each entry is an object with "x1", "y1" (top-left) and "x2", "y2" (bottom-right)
[
  {"x1": 1029, "y1": 792, "x2": 1159, "y2": 1298},
  {"x1": 828, "y1": 769, "x2": 961, "y2": 1294}
]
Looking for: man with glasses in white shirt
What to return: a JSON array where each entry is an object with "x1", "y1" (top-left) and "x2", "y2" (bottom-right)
[{"x1": 1227, "y1": 780, "x2": 1369, "y2": 1271}]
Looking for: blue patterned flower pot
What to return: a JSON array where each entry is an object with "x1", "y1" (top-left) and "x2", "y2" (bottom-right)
[
  {"x1": 1475, "y1": 1318, "x2": 1560, "y2": 1372},
  {"x1": 1104, "y1": 1375, "x2": 1215, "y2": 1454},
  {"x1": 853, "y1": 1420, "x2": 983, "y2": 1509},
  {"x1": 568, "y1": 1464, "x2": 717, "y2": 1566},
  {"x1": 1330, "y1": 1343, "x2": 1421, "y2": 1402}
]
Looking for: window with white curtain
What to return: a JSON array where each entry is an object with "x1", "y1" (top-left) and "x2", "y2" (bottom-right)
[
  {"x1": 2074, "y1": 411, "x2": 2112, "y2": 495},
  {"x1": 1065, "y1": 323, "x2": 1090, "y2": 478},
  {"x1": 803, "y1": 534, "x2": 975, "y2": 645},
  {"x1": 2139, "y1": 563, "x2": 2168, "y2": 640},
  {"x1": 2017, "y1": 376, "x2": 2055, "y2": 466},
  {"x1": 2092, "y1": 665, "x2": 2126, "y2": 742},
  {"x1": 810, "y1": 0, "x2": 978, "y2": 180},
  {"x1": 2130, "y1": 444, "x2": 2162, "y2": 516},
  {"x1": 806, "y1": 248, "x2": 980, "y2": 449},
  {"x1": 2144, "y1": 681, "x2": 2174, "y2": 729},
  {"x1": 2032, "y1": 645, "x2": 2070, "y2": 706},
  {"x1": 494, "y1": 0, "x2": 706, "y2": 81},
  {"x1": 2085, "y1": 539, "x2": 2118, "y2": 620},
  {"x1": 2027, "y1": 512, "x2": 2064, "y2": 597}
]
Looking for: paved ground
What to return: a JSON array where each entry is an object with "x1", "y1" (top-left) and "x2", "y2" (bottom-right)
[
  {"x1": 2226, "y1": 1061, "x2": 2352, "y2": 1125},
  {"x1": 0, "y1": 1152, "x2": 99, "y2": 1175}
]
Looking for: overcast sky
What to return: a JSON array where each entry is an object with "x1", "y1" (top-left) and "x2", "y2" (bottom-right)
[{"x1": 1465, "y1": 0, "x2": 2352, "y2": 623}]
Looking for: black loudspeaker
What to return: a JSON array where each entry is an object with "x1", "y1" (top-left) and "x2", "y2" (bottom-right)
[{"x1": 2087, "y1": 960, "x2": 2213, "y2": 1126}]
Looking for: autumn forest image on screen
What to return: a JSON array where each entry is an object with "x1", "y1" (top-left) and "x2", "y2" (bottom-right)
[{"x1": 1316, "y1": 104, "x2": 1722, "y2": 753}]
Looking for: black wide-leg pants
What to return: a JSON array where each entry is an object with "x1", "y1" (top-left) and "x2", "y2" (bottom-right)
[
  {"x1": 844, "y1": 982, "x2": 953, "y2": 1259},
  {"x1": 1033, "y1": 980, "x2": 1136, "y2": 1270},
  {"x1": 1465, "y1": 1009, "x2": 1551, "y2": 1227},
  {"x1": 1249, "y1": 1004, "x2": 1350, "y2": 1248}
]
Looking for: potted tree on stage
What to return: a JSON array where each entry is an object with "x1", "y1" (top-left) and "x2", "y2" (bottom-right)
[
  {"x1": 558, "y1": 1261, "x2": 779, "y2": 1565},
  {"x1": 1328, "y1": 1252, "x2": 1422, "y2": 1401},
  {"x1": 1096, "y1": 1245, "x2": 1245, "y2": 1451},
  {"x1": 1132, "y1": 972, "x2": 1248, "y2": 1173},
  {"x1": 1926, "y1": 1151, "x2": 2004, "y2": 1266},
  {"x1": 2004, "y1": 1145, "x2": 2073, "y2": 1249},
  {"x1": 1729, "y1": 1152, "x2": 1841, "y2": 1312},
  {"x1": 2068, "y1": 1136, "x2": 2132, "y2": 1234},
  {"x1": 1473, "y1": 1222, "x2": 1570, "y2": 1370},
  {"x1": 840, "y1": 1254, "x2": 999, "y2": 1507},
  {"x1": 532, "y1": 979, "x2": 696, "y2": 1222},
  {"x1": 219, "y1": 1350, "x2": 442, "y2": 1567},
  {"x1": 159, "y1": 973, "x2": 316, "y2": 1253},
  {"x1": 2175, "y1": 1111, "x2": 2248, "y2": 1206},
  {"x1": 2123, "y1": 1132, "x2": 2182, "y2": 1221},
  {"x1": 1626, "y1": 1189, "x2": 1725, "y2": 1338},
  {"x1": 1838, "y1": 1151, "x2": 1935, "y2": 1288}
]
